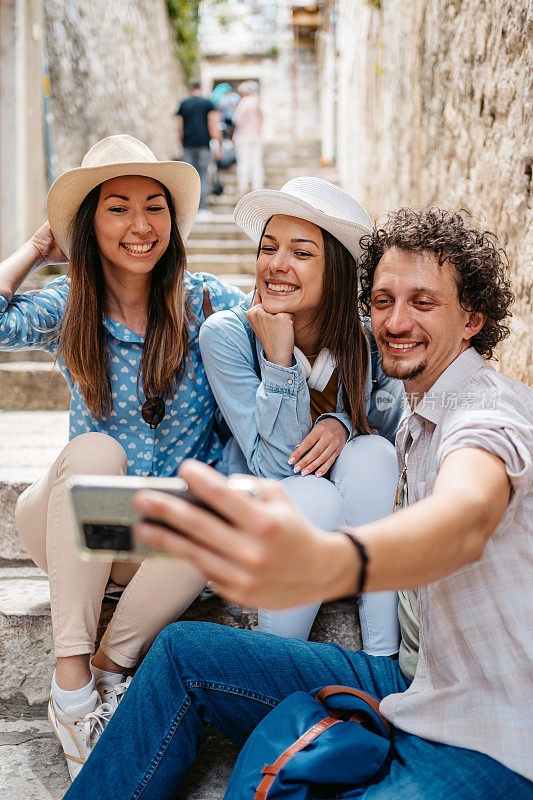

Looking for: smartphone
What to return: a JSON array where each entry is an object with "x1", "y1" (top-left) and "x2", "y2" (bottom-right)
[{"x1": 68, "y1": 474, "x2": 259, "y2": 562}]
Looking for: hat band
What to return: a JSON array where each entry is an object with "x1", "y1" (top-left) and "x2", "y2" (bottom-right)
[{"x1": 284, "y1": 189, "x2": 353, "y2": 221}]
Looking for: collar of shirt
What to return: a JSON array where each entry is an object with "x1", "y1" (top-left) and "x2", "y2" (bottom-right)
[
  {"x1": 103, "y1": 316, "x2": 144, "y2": 344},
  {"x1": 396, "y1": 347, "x2": 486, "y2": 459},
  {"x1": 410, "y1": 347, "x2": 486, "y2": 425}
]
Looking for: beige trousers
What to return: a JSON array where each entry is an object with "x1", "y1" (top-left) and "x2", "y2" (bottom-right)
[{"x1": 15, "y1": 432, "x2": 206, "y2": 668}]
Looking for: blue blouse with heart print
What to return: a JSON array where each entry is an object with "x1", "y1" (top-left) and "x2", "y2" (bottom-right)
[{"x1": 0, "y1": 273, "x2": 243, "y2": 476}]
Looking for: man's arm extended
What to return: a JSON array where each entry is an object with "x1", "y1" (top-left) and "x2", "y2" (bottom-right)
[{"x1": 133, "y1": 447, "x2": 510, "y2": 609}]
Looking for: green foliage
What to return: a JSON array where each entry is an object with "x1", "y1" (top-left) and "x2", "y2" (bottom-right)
[
  {"x1": 366, "y1": 0, "x2": 382, "y2": 8},
  {"x1": 166, "y1": 0, "x2": 201, "y2": 82}
]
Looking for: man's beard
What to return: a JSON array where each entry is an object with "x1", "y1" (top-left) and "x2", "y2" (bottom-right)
[{"x1": 381, "y1": 358, "x2": 427, "y2": 381}]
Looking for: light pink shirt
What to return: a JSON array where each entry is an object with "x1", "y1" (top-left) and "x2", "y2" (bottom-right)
[
  {"x1": 379, "y1": 348, "x2": 533, "y2": 781},
  {"x1": 233, "y1": 96, "x2": 262, "y2": 139}
]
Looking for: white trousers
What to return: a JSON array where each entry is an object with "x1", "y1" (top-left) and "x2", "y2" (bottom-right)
[
  {"x1": 235, "y1": 137, "x2": 264, "y2": 194},
  {"x1": 258, "y1": 435, "x2": 400, "y2": 656}
]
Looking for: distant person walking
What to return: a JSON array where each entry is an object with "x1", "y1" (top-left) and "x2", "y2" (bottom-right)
[
  {"x1": 233, "y1": 81, "x2": 264, "y2": 198},
  {"x1": 176, "y1": 79, "x2": 221, "y2": 217}
]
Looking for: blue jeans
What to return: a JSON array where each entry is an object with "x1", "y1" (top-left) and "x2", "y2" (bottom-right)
[
  {"x1": 65, "y1": 623, "x2": 533, "y2": 800},
  {"x1": 181, "y1": 147, "x2": 211, "y2": 209}
]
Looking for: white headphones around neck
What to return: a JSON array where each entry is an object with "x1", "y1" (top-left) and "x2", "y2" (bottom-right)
[{"x1": 293, "y1": 347, "x2": 336, "y2": 392}]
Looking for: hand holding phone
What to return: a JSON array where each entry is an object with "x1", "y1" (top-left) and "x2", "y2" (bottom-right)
[{"x1": 68, "y1": 474, "x2": 258, "y2": 562}]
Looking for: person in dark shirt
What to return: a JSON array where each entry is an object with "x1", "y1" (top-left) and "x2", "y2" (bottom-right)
[{"x1": 176, "y1": 79, "x2": 221, "y2": 214}]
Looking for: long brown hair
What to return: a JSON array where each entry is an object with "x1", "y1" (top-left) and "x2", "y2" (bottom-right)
[
  {"x1": 257, "y1": 221, "x2": 372, "y2": 435},
  {"x1": 57, "y1": 182, "x2": 189, "y2": 418}
]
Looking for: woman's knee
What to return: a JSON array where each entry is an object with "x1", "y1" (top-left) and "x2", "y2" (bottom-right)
[
  {"x1": 281, "y1": 474, "x2": 345, "y2": 530},
  {"x1": 332, "y1": 435, "x2": 397, "y2": 484},
  {"x1": 57, "y1": 432, "x2": 127, "y2": 477},
  {"x1": 331, "y1": 435, "x2": 399, "y2": 525},
  {"x1": 339, "y1": 434, "x2": 395, "y2": 465}
]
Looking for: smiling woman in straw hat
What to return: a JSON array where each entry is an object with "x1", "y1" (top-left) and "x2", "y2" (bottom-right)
[
  {"x1": 0, "y1": 134, "x2": 242, "y2": 778},
  {"x1": 199, "y1": 176, "x2": 404, "y2": 651}
]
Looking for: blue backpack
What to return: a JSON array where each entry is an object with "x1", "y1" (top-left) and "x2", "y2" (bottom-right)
[{"x1": 224, "y1": 685, "x2": 391, "y2": 800}]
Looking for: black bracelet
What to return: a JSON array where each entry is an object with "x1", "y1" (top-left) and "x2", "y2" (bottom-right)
[{"x1": 338, "y1": 528, "x2": 368, "y2": 600}]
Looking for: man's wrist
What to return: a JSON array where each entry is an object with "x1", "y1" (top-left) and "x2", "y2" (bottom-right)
[
  {"x1": 337, "y1": 527, "x2": 368, "y2": 599},
  {"x1": 320, "y1": 531, "x2": 363, "y2": 600}
]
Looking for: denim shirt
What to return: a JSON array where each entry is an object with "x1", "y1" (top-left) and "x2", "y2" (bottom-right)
[
  {"x1": 199, "y1": 293, "x2": 405, "y2": 479},
  {"x1": 0, "y1": 272, "x2": 243, "y2": 476}
]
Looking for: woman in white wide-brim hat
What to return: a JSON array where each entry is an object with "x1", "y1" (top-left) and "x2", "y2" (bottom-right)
[
  {"x1": 200, "y1": 176, "x2": 405, "y2": 650},
  {"x1": 0, "y1": 135, "x2": 242, "y2": 778}
]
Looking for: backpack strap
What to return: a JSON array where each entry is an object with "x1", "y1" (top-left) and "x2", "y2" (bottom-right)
[
  {"x1": 231, "y1": 302, "x2": 260, "y2": 376},
  {"x1": 202, "y1": 285, "x2": 214, "y2": 319},
  {"x1": 314, "y1": 685, "x2": 390, "y2": 733},
  {"x1": 255, "y1": 717, "x2": 342, "y2": 800}
]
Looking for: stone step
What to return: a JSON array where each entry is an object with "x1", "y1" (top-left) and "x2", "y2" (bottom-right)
[
  {"x1": 0, "y1": 564, "x2": 361, "y2": 706},
  {"x1": 187, "y1": 253, "x2": 255, "y2": 273},
  {"x1": 0, "y1": 410, "x2": 68, "y2": 561},
  {"x1": 263, "y1": 141, "x2": 321, "y2": 161},
  {"x1": 188, "y1": 225, "x2": 249, "y2": 241},
  {"x1": 0, "y1": 712, "x2": 238, "y2": 800},
  {"x1": 192, "y1": 213, "x2": 235, "y2": 225},
  {"x1": 207, "y1": 202, "x2": 240, "y2": 215},
  {"x1": 0, "y1": 362, "x2": 70, "y2": 411},
  {"x1": 220, "y1": 166, "x2": 338, "y2": 185},
  {"x1": 0, "y1": 350, "x2": 53, "y2": 364},
  {"x1": 187, "y1": 239, "x2": 256, "y2": 255},
  {"x1": 219, "y1": 273, "x2": 255, "y2": 292}
]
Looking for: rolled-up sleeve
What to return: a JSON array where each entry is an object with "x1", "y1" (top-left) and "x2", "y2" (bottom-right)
[
  {"x1": 0, "y1": 278, "x2": 68, "y2": 352},
  {"x1": 436, "y1": 376, "x2": 533, "y2": 512}
]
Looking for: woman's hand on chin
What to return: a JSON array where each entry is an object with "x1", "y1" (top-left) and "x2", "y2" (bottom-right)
[
  {"x1": 247, "y1": 294, "x2": 295, "y2": 368},
  {"x1": 288, "y1": 417, "x2": 349, "y2": 478},
  {"x1": 29, "y1": 221, "x2": 68, "y2": 269}
]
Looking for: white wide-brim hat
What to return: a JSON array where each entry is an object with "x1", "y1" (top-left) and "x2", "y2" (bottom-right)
[
  {"x1": 47, "y1": 134, "x2": 201, "y2": 257},
  {"x1": 233, "y1": 177, "x2": 372, "y2": 262}
]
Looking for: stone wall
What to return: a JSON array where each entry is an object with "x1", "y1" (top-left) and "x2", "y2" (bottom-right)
[
  {"x1": 337, "y1": 0, "x2": 532, "y2": 385},
  {"x1": 44, "y1": 0, "x2": 186, "y2": 176}
]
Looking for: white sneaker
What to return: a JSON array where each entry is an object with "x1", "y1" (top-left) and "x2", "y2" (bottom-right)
[
  {"x1": 96, "y1": 674, "x2": 132, "y2": 711},
  {"x1": 48, "y1": 689, "x2": 113, "y2": 781}
]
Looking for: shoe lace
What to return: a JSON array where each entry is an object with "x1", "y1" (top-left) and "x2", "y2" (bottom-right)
[
  {"x1": 99, "y1": 675, "x2": 132, "y2": 710},
  {"x1": 82, "y1": 701, "x2": 114, "y2": 746}
]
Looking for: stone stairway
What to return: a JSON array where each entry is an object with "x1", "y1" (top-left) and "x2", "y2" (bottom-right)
[{"x1": 0, "y1": 142, "x2": 346, "y2": 798}]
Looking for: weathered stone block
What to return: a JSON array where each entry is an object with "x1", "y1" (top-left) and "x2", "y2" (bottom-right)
[
  {"x1": 0, "y1": 715, "x2": 237, "y2": 800},
  {"x1": 0, "y1": 480, "x2": 31, "y2": 562},
  {"x1": 0, "y1": 363, "x2": 70, "y2": 411},
  {"x1": 0, "y1": 571, "x2": 54, "y2": 706}
]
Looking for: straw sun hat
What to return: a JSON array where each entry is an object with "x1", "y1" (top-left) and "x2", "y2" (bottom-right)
[
  {"x1": 46, "y1": 134, "x2": 201, "y2": 257},
  {"x1": 233, "y1": 177, "x2": 372, "y2": 262}
]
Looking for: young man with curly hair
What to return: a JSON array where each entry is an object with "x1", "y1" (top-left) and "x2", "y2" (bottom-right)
[{"x1": 64, "y1": 209, "x2": 533, "y2": 800}]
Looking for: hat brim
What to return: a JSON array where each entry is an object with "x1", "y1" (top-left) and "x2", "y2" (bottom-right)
[
  {"x1": 46, "y1": 161, "x2": 201, "y2": 257},
  {"x1": 233, "y1": 189, "x2": 371, "y2": 263}
]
